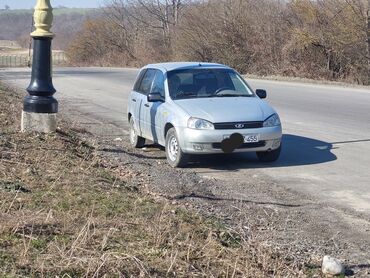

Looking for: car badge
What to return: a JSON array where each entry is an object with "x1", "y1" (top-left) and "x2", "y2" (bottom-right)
[{"x1": 235, "y1": 124, "x2": 245, "y2": 129}]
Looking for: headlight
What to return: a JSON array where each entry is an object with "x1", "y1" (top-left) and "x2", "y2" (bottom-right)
[
  {"x1": 263, "y1": 114, "x2": 281, "y2": 127},
  {"x1": 187, "y1": 117, "x2": 214, "y2": 130}
]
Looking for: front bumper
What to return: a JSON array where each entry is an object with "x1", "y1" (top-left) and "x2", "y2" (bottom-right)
[{"x1": 177, "y1": 125, "x2": 282, "y2": 154}]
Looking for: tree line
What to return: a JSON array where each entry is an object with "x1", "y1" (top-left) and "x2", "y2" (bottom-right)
[{"x1": 66, "y1": 0, "x2": 369, "y2": 85}]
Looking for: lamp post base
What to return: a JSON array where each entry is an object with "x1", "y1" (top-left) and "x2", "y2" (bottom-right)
[{"x1": 21, "y1": 111, "x2": 57, "y2": 133}]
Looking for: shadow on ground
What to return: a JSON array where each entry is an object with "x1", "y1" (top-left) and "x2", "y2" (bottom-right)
[{"x1": 187, "y1": 134, "x2": 337, "y2": 170}]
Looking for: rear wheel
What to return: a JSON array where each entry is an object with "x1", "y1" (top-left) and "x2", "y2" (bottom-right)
[
  {"x1": 129, "y1": 117, "x2": 145, "y2": 148},
  {"x1": 257, "y1": 145, "x2": 281, "y2": 162},
  {"x1": 165, "y1": 128, "x2": 189, "y2": 168}
]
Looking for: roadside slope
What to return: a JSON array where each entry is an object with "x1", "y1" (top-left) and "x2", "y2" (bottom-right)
[
  {"x1": 1, "y1": 85, "x2": 312, "y2": 276},
  {"x1": 1, "y1": 70, "x2": 370, "y2": 276}
]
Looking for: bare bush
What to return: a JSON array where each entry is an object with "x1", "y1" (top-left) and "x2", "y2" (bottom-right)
[{"x1": 66, "y1": 0, "x2": 370, "y2": 84}]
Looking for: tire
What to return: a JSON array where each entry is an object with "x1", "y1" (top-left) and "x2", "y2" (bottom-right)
[
  {"x1": 165, "y1": 128, "x2": 189, "y2": 168},
  {"x1": 129, "y1": 117, "x2": 145, "y2": 148},
  {"x1": 256, "y1": 145, "x2": 281, "y2": 162}
]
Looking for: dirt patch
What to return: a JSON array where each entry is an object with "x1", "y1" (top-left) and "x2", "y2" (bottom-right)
[
  {"x1": 94, "y1": 139, "x2": 370, "y2": 277},
  {"x1": 0, "y1": 85, "x2": 324, "y2": 277},
  {"x1": 59, "y1": 91, "x2": 370, "y2": 277},
  {"x1": 2, "y1": 82, "x2": 370, "y2": 276}
]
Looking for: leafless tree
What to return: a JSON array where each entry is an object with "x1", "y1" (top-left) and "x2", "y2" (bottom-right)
[
  {"x1": 106, "y1": 0, "x2": 185, "y2": 48},
  {"x1": 66, "y1": 0, "x2": 370, "y2": 84}
]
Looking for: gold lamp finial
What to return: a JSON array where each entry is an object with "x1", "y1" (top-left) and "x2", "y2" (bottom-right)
[{"x1": 31, "y1": 0, "x2": 54, "y2": 38}]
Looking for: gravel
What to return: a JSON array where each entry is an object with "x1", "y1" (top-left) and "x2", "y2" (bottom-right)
[{"x1": 59, "y1": 100, "x2": 370, "y2": 277}]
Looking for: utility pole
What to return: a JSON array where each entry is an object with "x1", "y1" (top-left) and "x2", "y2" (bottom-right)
[{"x1": 21, "y1": 0, "x2": 57, "y2": 133}]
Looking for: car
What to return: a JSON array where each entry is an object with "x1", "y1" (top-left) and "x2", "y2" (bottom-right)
[{"x1": 127, "y1": 62, "x2": 282, "y2": 167}]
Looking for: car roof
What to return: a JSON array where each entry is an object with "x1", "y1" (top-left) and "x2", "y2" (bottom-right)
[{"x1": 143, "y1": 62, "x2": 232, "y2": 72}]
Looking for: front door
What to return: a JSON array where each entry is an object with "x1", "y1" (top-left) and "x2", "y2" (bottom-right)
[{"x1": 142, "y1": 70, "x2": 166, "y2": 143}]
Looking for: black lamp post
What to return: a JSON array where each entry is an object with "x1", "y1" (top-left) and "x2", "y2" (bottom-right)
[{"x1": 21, "y1": 0, "x2": 58, "y2": 132}]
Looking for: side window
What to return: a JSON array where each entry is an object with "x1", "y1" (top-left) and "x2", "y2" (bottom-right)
[
  {"x1": 138, "y1": 69, "x2": 156, "y2": 95},
  {"x1": 133, "y1": 69, "x2": 146, "y2": 92},
  {"x1": 151, "y1": 70, "x2": 165, "y2": 98}
]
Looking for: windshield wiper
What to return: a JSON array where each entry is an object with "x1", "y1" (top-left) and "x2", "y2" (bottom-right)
[{"x1": 215, "y1": 94, "x2": 251, "y2": 97}]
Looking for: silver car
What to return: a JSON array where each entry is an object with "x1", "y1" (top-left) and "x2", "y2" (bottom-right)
[{"x1": 127, "y1": 62, "x2": 282, "y2": 167}]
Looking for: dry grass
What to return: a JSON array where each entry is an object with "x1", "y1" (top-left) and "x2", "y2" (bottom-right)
[{"x1": 0, "y1": 84, "x2": 308, "y2": 277}]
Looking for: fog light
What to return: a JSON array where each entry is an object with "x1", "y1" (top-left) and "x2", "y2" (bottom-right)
[
  {"x1": 272, "y1": 139, "x2": 281, "y2": 148},
  {"x1": 193, "y1": 144, "x2": 204, "y2": 151}
]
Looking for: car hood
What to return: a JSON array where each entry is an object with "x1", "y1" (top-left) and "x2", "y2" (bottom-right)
[{"x1": 174, "y1": 97, "x2": 276, "y2": 123}]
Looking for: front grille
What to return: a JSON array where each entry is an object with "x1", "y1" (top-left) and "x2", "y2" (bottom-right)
[
  {"x1": 212, "y1": 141, "x2": 266, "y2": 149},
  {"x1": 213, "y1": 121, "x2": 263, "y2": 130}
]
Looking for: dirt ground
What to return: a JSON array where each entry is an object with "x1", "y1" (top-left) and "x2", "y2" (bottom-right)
[
  {"x1": 59, "y1": 96, "x2": 370, "y2": 277},
  {"x1": 1, "y1": 83, "x2": 370, "y2": 277},
  {"x1": 0, "y1": 85, "x2": 313, "y2": 277}
]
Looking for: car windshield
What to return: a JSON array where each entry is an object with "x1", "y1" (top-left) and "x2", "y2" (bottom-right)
[{"x1": 167, "y1": 68, "x2": 254, "y2": 100}]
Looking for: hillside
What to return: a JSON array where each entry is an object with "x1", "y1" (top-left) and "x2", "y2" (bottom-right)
[
  {"x1": 0, "y1": 8, "x2": 99, "y2": 49},
  {"x1": 0, "y1": 7, "x2": 96, "y2": 16}
]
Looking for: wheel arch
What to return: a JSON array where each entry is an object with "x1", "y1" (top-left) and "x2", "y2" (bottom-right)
[{"x1": 164, "y1": 123, "x2": 174, "y2": 139}]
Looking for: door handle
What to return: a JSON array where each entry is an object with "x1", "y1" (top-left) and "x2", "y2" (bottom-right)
[
  {"x1": 132, "y1": 98, "x2": 136, "y2": 102},
  {"x1": 144, "y1": 103, "x2": 150, "y2": 107}
]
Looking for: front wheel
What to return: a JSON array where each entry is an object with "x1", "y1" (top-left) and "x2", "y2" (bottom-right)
[
  {"x1": 129, "y1": 117, "x2": 145, "y2": 148},
  {"x1": 165, "y1": 128, "x2": 189, "y2": 168},
  {"x1": 256, "y1": 145, "x2": 281, "y2": 162}
]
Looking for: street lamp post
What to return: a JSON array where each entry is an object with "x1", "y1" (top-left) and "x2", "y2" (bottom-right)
[{"x1": 21, "y1": 0, "x2": 57, "y2": 133}]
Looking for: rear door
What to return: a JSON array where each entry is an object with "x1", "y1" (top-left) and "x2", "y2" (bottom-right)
[
  {"x1": 136, "y1": 69, "x2": 157, "y2": 138},
  {"x1": 129, "y1": 69, "x2": 146, "y2": 136}
]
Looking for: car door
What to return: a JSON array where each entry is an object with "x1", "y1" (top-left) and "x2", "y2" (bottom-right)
[
  {"x1": 136, "y1": 69, "x2": 157, "y2": 139},
  {"x1": 129, "y1": 69, "x2": 146, "y2": 136},
  {"x1": 142, "y1": 69, "x2": 166, "y2": 143}
]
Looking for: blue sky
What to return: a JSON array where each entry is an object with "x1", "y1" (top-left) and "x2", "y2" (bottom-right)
[{"x1": 2, "y1": 0, "x2": 103, "y2": 9}]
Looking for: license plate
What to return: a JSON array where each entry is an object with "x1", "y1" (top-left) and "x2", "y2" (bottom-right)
[{"x1": 244, "y1": 134, "x2": 259, "y2": 143}]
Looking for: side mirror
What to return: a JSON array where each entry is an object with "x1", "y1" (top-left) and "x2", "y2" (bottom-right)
[
  {"x1": 256, "y1": 89, "x2": 267, "y2": 99},
  {"x1": 147, "y1": 92, "x2": 164, "y2": 102}
]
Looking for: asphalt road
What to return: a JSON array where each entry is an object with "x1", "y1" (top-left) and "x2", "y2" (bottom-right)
[{"x1": 2, "y1": 67, "x2": 370, "y2": 216}]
